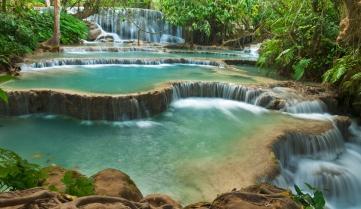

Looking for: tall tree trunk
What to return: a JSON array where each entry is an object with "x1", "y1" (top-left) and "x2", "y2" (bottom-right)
[
  {"x1": 337, "y1": 0, "x2": 361, "y2": 48},
  {"x1": 2, "y1": 0, "x2": 6, "y2": 12},
  {"x1": 47, "y1": 0, "x2": 61, "y2": 47}
]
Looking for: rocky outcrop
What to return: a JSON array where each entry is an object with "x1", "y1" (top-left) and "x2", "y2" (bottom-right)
[
  {"x1": 0, "y1": 184, "x2": 299, "y2": 209},
  {"x1": 86, "y1": 21, "x2": 102, "y2": 41},
  {"x1": 211, "y1": 184, "x2": 300, "y2": 209},
  {"x1": 93, "y1": 168, "x2": 143, "y2": 202},
  {"x1": 0, "y1": 86, "x2": 173, "y2": 121}
]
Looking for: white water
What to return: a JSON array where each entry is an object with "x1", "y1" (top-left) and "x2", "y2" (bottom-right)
[
  {"x1": 273, "y1": 98, "x2": 361, "y2": 209},
  {"x1": 87, "y1": 8, "x2": 184, "y2": 44}
]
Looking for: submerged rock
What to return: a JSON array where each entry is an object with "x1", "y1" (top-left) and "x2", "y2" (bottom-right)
[{"x1": 93, "y1": 168, "x2": 143, "y2": 202}]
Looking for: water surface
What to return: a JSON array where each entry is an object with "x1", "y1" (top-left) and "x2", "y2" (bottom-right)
[
  {"x1": 0, "y1": 98, "x2": 283, "y2": 203},
  {"x1": 2, "y1": 65, "x2": 256, "y2": 94}
]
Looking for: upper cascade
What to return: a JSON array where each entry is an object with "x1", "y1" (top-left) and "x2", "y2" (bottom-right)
[{"x1": 87, "y1": 8, "x2": 184, "y2": 44}]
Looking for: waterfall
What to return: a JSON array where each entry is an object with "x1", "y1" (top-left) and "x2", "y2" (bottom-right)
[
  {"x1": 21, "y1": 58, "x2": 224, "y2": 70},
  {"x1": 272, "y1": 109, "x2": 361, "y2": 209},
  {"x1": 87, "y1": 8, "x2": 184, "y2": 44}
]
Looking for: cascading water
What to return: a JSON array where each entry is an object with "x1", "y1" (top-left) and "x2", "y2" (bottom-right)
[
  {"x1": 87, "y1": 8, "x2": 184, "y2": 44},
  {"x1": 21, "y1": 58, "x2": 223, "y2": 69},
  {"x1": 273, "y1": 98, "x2": 361, "y2": 209}
]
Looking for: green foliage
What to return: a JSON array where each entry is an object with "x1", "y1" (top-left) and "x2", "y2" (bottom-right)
[
  {"x1": 292, "y1": 184, "x2": 326, "y2": 209},
  {"x1": 60, "y1": 12, "x2": 89, "y2": 44},
  {"x1": 0, "y1": 10, "x2": 87, "y2": 69},
  {"x1": 62, "y1": 171, "x2": 94, "y2": 197},
  {"x1": 160, "y1": 0, "x2": 260, "y2": 44},
  {"x1": 0, "y1": 148, "x2": 45, "y2": 191},
  {"x1": 323, "y1": 50, "x2": 361, "y2": 106},
  {"x1": 257, "y1": 0, "x2": 340, "y2": 80},
  {"x1": 0, "y1": 75, "x2": 13, "y2": 103}
]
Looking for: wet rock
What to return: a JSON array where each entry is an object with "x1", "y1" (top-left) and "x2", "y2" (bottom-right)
[
  {"x1": 210, "y1": 184, "x2": 300, "y2": 209},
  {"x1": 334, "y1": 115, "x2": 352, "y2": 139},
  {"x1": 184, "y1": 202, "x2": 211, "y2": 209},
  {"x1": 140, "y1": 194, "x2": 182, "y2": 209},
  {"x1": 93, "y1": 168, "x2": 143, "y2": 202}
]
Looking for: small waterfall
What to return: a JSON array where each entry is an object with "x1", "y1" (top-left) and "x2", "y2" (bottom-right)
[
  {"x1": 93, "y1": 23, "x2": 122, "y2": 43},
  {"x1": 21, "y1": 58, "x2": 224, "y2": 69},
  {"x1": 272, "y1": 106, "x2": 361, "y2": 209},
  {"x1": 87, "y1": 8, "x2": 184, "y2": 44},
  {"x1": 171, "y1": 82, "x2": 265, "y2": 105},
  {"x1": 61, "y1": 46, "x2": 159, "y2": 53},
  {"x1": 284, "y1": 100, "x2": 328, "y2": 114}
]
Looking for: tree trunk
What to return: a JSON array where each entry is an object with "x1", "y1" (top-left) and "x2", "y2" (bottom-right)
[
  {"x1": 337, "y1": 0, "x2": 361, "y2": 48},
  {"x1": 47, "y1": 0, "x2": 61, "y2": 47},
  {"x1": 2, "y1": 0, "x2": 6, "y2": 12}
]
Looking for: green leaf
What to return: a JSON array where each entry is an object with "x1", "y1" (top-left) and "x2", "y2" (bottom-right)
[
  {"x1": 0, "y1": 88, "x2": 8, "y2": 103},
  {"x1": 293, "y1": 58, "x2": 311, "y2": 80},
  {"x1": 0, "y1": 75, "x2": 13, "y2": 83}
]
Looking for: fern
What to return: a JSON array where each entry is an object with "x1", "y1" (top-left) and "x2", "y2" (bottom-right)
[{"x1": 293, "y1": 58, "x2": 311, "y2": 80}]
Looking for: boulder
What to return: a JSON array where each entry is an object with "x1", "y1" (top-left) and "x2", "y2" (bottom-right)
[
  {"x1": 93, "y1": 168, "x2": 143, "y2": 202},
  {"x1": 88, "y1": 28, "x2": 102, "y2": 41},
  {"x1": 41, "y1": 166, "x2": 67, "y2": 193},
  {"x1": 210, "y1": 184, "x2": 300, "y2": 209},
  {"x1": 140, "y1": 194, "x2": 182, "y2": 209},
  {"x1": 334, "y1": 115, "x2": 352, "y2": 139},
  {"x1": 41, "y1": 166, "x2": 84, "y2": 194},
  {"x1": 184, "y1": 202, "x2": 211, "y2": 209}
]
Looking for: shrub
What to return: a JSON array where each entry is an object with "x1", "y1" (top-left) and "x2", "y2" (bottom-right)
[
  {"x1": 292, "y1": 184, "x2": 326, "y2": 209},
  {"x1": 0, "y1": 10, "x2": 88, "y2": 69},
  {"x1": 0, "y1": 148, "x2": 46, "y2": 191},
  {"x1": 62, "y1": 171, "x2": 94, "y2": 196}
]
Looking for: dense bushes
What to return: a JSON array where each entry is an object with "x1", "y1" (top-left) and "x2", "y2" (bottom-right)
[
  {"x1": 0, "y1": 10, "x2": 88, "y2": 69},
  {"x1": 0, "y1": 147, "x2": 95, "y2": 196},
  {"x1": 0, "y1": 148, "x2": 45, "y2": 191},
  {"x1": 256, "y1": 0, "x2": 340, "y2": 81}
]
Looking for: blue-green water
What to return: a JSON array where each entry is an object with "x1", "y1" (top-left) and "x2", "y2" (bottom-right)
[
  {"x1": 0, "y1": 98, "x2": 281, "y2": 203},
  {"x1": 2, "y1": 64, "x2": 255, "y2": 94}
]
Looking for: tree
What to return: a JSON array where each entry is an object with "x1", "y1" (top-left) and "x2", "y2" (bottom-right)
[
  {"x1": 46, "y1": 0, "x2": 61, "y2": 48},
  {"x1": 159, "y1": 0, "x2": 259, "y2": 45}
]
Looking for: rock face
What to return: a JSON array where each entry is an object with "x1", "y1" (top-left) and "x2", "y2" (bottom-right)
[
  {"x1": 86, "y1": 21, "x2": 102, "y2": 41},
  {"x1": 0, "y1": 87, "x2": 173, "y2": 121},
  {"x1": 210, "y1": 184, "x2": 300, "y2": 209},
  {"x1": 93, "y1": 168, "x2": 143, "y2": 202},
  {"x1": 141, "y1": 194, "x2": 182, "y2": 209}
]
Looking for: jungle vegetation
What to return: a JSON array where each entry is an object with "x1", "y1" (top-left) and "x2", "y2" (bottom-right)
[{"x1": 0, "y1": 0, "x2": 360, "y2": 110}]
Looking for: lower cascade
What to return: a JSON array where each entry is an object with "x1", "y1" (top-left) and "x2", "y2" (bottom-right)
[{"x1": 273, "y1": 111, "x2": 361, "y2": 209}]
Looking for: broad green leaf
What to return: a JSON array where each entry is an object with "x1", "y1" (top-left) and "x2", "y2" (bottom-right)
[{"x1": 0, "y1": 88, "x2": 8, "y2": 103}]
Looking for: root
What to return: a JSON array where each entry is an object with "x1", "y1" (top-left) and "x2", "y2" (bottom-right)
[{"x1": 0, "y1": 190, "x2": 57, "y2": 207}]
